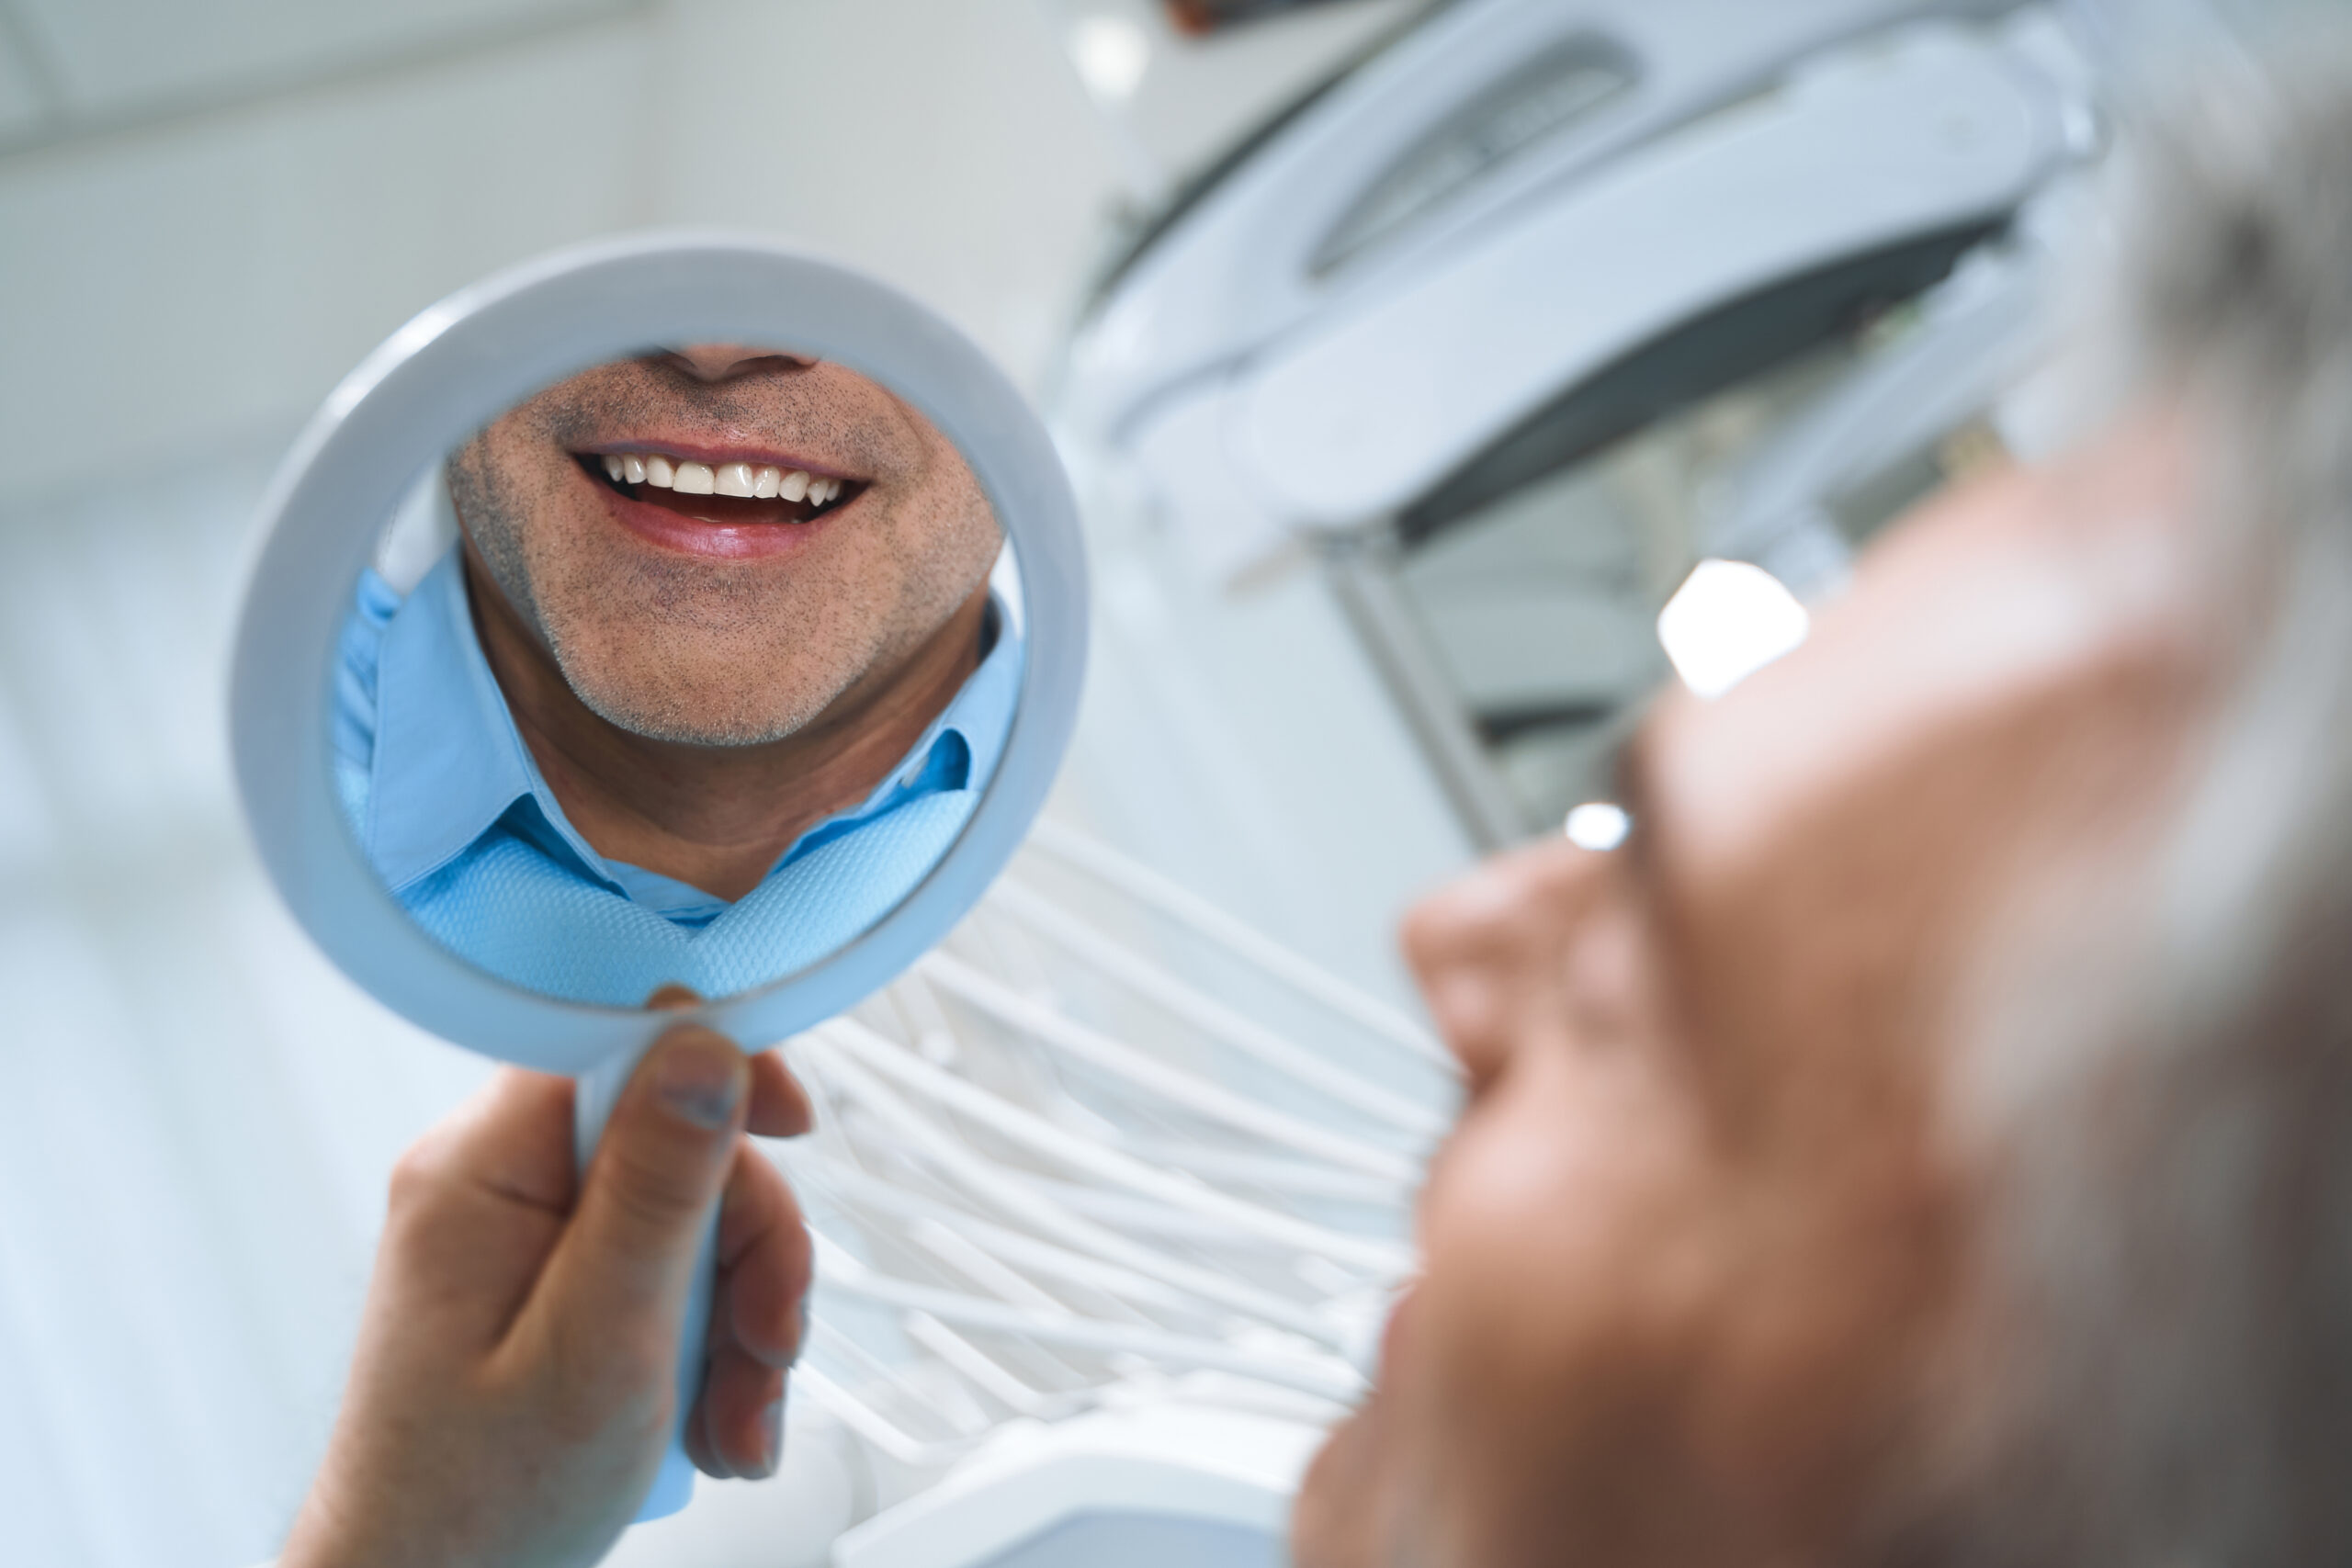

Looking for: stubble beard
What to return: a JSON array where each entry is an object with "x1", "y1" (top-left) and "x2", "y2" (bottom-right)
[{"x1": 446, "y1": 435, "x2": 979, "y2": 749}]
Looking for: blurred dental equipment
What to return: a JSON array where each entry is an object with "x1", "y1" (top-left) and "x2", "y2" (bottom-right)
[
  {"x1": 1058, "y1": 0, "x2": 2104, "y2": 867},
  {"x1": 634, "y1": 822, "x2": 1456, "y2": 1567}
]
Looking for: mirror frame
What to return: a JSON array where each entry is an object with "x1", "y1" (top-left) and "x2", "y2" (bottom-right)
[{"x1": 230, "y1": 233, "x2": 1088, "y2": 1074}]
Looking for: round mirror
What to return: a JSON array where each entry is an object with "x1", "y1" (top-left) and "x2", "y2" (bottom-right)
[{"x1": 231, "y1": 234, "x2": 1086, "y2": 1076}]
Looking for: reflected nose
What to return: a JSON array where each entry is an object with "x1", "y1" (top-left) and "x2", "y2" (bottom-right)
[
  {"x1": 1401, "y1": 839, "x2": 1616, "y2": 1086},
  {"x1": 663, "y1": 343, "x2": 812, "y2": 382}
]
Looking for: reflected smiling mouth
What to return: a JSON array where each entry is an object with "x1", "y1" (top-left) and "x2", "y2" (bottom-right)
[{"x1": 576, "y1": 446, "x2": 865, "y2": 528}]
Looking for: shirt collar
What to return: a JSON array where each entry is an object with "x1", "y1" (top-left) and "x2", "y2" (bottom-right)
[
  {"x1": 366, "y1": 547, "x2": 1024, "y2": 907},
  {"x1": 896, "y1": 594, "x2": 1021, "y2": 800},
  {"x1": 768, "y1": 598, "x2": 1021, "y2": 874},
  {"x1": 369, "y1": 549, "x2": 607, "y2": 894}
]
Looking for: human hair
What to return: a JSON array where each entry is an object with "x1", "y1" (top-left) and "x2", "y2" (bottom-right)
[{"x1": 1918, "y1": 34, "x2": 2352, "y2": 1567}]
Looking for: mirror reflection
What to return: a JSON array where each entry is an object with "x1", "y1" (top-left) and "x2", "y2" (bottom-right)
[{"x1": 334, "y1": 344, "x2": 1019, "y2": 1006}]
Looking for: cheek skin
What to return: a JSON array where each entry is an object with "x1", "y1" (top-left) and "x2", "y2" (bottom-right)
[
  {"x1": 1390, "y1": 1026, "x2": 1964, "y2": 1568},
  {"x1": 1404, "y1": 1037, "x2": 1730, "y2": 1567},
  {"x1": 1310, "y1": 841, "x2": 1701, "y2": 1568},
  {"x1": 1351, "y1": 829, "x2": 1968, "y2": 1568}
]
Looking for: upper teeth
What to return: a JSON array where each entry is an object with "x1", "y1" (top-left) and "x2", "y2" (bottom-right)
[{"x1": 602, "y1": 452, "x2": 842, "y2": 505}]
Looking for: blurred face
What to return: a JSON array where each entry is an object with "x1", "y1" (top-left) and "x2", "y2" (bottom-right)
[
  {"x1": 448, "y1": 345, "x2": 1002, "y2": 747},
  {"x1": 1295, "y1": 407, "x2": 2211, "y2": 1567}
]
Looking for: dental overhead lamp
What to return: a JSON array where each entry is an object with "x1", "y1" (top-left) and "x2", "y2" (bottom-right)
[{"x1": 1058, "y1": 0, "x2": 2101, "y2": 862}]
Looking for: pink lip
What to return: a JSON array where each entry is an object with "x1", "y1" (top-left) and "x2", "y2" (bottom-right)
[
  {"x1": 577, "y1": 438, "x2": 863, "y2": 484},
  {"x1": 585, "y1": 468, "x2": 860, "y2": 561}
]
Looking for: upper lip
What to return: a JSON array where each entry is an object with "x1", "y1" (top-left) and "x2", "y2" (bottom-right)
[{"x1": 573, "y1": 437, "x2": 865, "y2": 483}]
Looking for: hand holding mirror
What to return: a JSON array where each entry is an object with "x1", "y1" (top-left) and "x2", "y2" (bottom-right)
[{"x1": 230, "y1": 236, "x2": 1087, "y2": 1519}]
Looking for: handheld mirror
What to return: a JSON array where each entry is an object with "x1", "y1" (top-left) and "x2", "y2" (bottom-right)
[{"x1": 229, "y1": 234, "x2": 1087, "y2": 1518}]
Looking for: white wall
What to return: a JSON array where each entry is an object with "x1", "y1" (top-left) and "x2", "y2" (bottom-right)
[{"x1": 0, "y1": 0, "x2": 1125, "y2": 497}]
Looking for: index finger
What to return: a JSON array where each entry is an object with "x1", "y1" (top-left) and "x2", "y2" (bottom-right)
[{"x1": 747, "y1": 1049, "x2": 813, "y2": 1138}]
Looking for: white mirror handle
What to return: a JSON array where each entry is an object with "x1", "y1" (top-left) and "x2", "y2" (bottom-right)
[{"x1": 573, "y1": 1044, "x2": 716, "y2": 1523}]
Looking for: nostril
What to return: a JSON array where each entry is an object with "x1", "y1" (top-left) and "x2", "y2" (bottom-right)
[{"x1": 662, "y1": 343, "x2": 809, "y2": 382}]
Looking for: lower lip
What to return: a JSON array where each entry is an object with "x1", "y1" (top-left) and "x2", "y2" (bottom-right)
[{"x1": 592, "y1": 477, "x2": 853, "y2": 560}]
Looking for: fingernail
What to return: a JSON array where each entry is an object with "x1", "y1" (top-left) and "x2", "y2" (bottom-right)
[
  {"x1": 645, "y1": 982, "x2": 703, "y2": 1012},
  {"x1": 761, "y1": 1393, "x2": 785, "y2": 1475},
  {"x1": 654, "y1": 1032, "x2": 745, "y2": 1130}
]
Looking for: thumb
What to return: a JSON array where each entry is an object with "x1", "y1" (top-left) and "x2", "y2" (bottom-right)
[{"x1": 526, "y1": 1026, "x2": 749, "y2": 1371}]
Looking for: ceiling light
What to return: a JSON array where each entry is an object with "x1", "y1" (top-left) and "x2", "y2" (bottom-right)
[
  {"x1": 1656, "y1": 558, "x2": 1810, "y2": 700},
  {"x1": 1071, "y1": 16, "x2": 1151, "y2": 103},
  {"x1": 1564, "y1": 802, "x2": 1630, "y2": 851}
]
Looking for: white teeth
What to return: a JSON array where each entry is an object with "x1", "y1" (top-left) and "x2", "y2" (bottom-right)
[{"x1": 601, "y1": 449, "x2": 845, "y2": 507}]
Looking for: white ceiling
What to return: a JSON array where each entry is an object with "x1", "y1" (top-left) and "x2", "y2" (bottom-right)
[
  {"x1": 2, "y1": 0, "x2": 621, "y2": 131},
  {"x1": 0, "y1": 26, "x2": 45, "y2": 141}
]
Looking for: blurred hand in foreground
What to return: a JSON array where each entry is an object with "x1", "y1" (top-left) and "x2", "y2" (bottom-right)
[{"x1": 281, "y1": 1025, "x2": 814, "y2": 1568}]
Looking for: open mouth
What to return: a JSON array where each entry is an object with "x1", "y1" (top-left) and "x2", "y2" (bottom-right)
[{"x1": 578, "y1": 448, "x2": 865, "y2": 527}]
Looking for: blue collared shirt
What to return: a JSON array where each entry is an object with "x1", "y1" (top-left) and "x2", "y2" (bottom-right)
[{"x1": 334, "y1": 547, "x2": 1020, "y2": 997}]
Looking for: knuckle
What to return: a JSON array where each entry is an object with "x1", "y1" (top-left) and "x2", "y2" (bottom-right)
[{"x1": 385, "y1": 1138, "x2": 451, "y2": 1212}]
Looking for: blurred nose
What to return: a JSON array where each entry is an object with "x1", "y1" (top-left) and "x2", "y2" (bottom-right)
[
  {"x1": 663, "y1": 343, "x2": 810, "y2": 382},
  {"x1": 1401, "y1": 838, "x2": 1617, "y2": 1087}
]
